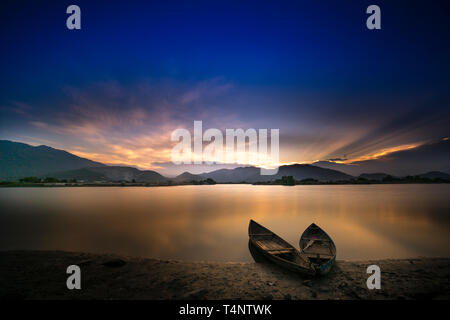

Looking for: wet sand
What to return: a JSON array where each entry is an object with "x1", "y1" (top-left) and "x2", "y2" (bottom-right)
[{"x1": 1, "y1": 251, "x2": 449, "y2": 300}]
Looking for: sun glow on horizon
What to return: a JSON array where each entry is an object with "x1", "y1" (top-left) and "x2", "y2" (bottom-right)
[{"x1": 68, "y1": 141, "x2": 425, "y2": 174}]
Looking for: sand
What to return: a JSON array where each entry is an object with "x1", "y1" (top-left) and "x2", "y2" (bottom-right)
[{"x1": 0, "y1": 251, "x2": 449, "y2": 300}]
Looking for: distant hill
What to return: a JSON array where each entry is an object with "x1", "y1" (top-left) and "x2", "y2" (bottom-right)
[
  {"x1": 202, "y1": 166, "x2": 261, "y2": 183},
  {"x1": 275, "y1": 164, "x2": 353, "y2": 182},
  {"x1": 312, "y1": 161, "x2": 361, "y2": 176},
  {"x1": 172, "y1": 172, "x2": 204, "y2": 183},
  {"x1": 52, "y1": 166, "x2": 167, "y2": 183},
  {"x1": 0, "y1": 140, "x2": 105, "y2": 180},
  {"x1": 417, "y1": 171, "x2": 450, "y2": 180},
  {"x1": 359, "y1": 173, "x2": 390, "y2": 181},
  {"x1": 202, "y1": 164, "x2": 353, "y2": 183}
]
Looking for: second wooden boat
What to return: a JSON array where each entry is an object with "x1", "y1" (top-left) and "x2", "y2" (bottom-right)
[
  {"x1": 248, "y1": 220, "x2": 314, "y2": 275},
  {"x1": 299, "y1": 223, "x2": 336, "y2": 275}
]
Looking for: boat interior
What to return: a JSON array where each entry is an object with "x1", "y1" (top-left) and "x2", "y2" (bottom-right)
[
  {"x1": 251, "y1": 234, "x2": 303, "y2": 263},
  {"x1": 301, "y1": 237, "x2": 334, "y2": 264}
]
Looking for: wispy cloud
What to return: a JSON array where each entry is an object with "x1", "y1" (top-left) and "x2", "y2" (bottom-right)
[
  {"x1": 2, "y1": 75, "x2": 449, "y2": 175},
  {"x1": 179, "y1": 77, "x2": 233, "y2": 105},
  {"x1": 322, "y1": 107, "x2": 450, "y2": 163},
  {"x1": 20, "y1": 78, "x2": 241, "y2": 170}
]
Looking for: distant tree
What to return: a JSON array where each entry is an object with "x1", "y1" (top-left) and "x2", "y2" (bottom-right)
[
  {"x1": 205, "y1": 178, "x2": 216, "y2": 185},
  {"x1": 20, "y1": 176, "x2": 40, "y2": 183},
  {"x1": 43, "y1": 177, "x2": 59, "y2": 183},
  {"x1": 355, "y1": 177, "x2": 369, "y2": 184},
  {"x1": 382, "y1": 175, "x2": 397, "y2": 183},
  {"x1": 299, "y1": 178, "x2": 318, "y2": 184},
  {"x1": 281, "y1": 176, "x2": 295, "y2": 186}
]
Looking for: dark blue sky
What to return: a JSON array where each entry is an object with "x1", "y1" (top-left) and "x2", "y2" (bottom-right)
[{"x1": 1, "y1": 0, "x2": 449, "y2": 173}]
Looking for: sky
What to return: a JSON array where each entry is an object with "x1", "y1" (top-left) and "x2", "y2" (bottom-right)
[{"x1": 1, "y1": 0, "x2": 449, "y2": 175}]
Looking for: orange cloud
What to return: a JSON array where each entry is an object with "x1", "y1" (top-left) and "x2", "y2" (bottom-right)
[{"x1": 341, "y1": 143, "x2": 422, "y2": 164}]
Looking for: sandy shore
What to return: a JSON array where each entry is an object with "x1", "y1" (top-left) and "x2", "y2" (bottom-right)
[{"x1": 1, "y1": 251, "x2": 449, "y2": 300}]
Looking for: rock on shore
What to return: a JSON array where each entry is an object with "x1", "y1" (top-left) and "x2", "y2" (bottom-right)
[{"x1": 0, "y1": 251, "x2": 449, "y2": 300}]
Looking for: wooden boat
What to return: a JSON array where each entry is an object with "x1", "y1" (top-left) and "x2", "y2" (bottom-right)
[
  {"x1": 248, "y1": 220, "x2": 314, "y2": 275},
  {"x1": 299, "y1": 223, "x2": 336, "y2": 275}
]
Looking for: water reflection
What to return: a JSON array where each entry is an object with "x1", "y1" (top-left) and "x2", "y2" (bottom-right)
[{"x1": 0, "y1": 185, "x2": 449, "y2": 261}]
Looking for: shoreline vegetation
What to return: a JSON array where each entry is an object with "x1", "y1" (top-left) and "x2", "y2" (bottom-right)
[
  {"x1": 1, "y1": 174, "x2": 449, "y2": 187},
  {"x1": 1, "y1": 250, "x2": 449, "y2": 299}
]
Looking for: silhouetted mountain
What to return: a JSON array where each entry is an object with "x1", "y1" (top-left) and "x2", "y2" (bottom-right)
[
  {"x1": 0, "y1": 140, "x2": 105, "y2": 180},
  {"x1": 202, "y1": 164, "x2": 353, "y2": 182},
  {"x1": 359, "y1": 173, "x2": 390, "y2": 181},
  {"x1": 172, "y1": 172, "x2": 204, "y2": 182},
  {"x1": 151, "y1": 162, "x2": 241, "y2": 176},
  {"x1": 202, "y1": 166, "x2": 261, "y2": 183},
  {"x1": 417, "y1": 171, "x2": 450, "y2": 180},
  {"x1": 50, "y1": 168, "x2": 107, "y2": 181},
  {"x1": 312, "y1": 161, "x2": 361, "y2": 176},
  {"x1": 276, "y1": 164, "x2": 353, "y2": 181},
  {"x1": 52, "y1": 166, "x2": 167, "y2": 183}
]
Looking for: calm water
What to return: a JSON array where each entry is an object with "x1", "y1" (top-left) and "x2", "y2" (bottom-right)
[{"x1": 1, "y1": 185, "x2": 449, "y2": 261}]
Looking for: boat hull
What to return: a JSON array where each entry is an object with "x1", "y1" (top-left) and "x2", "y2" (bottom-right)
[
  {"x1": 249, "y1": 239, "x2": 315, "y2": 275},
  {"x1": 299, "y1": 223, "x2": 336, "y2": 275},
  {"x1": 248, "y1": 220, "x2": 315, "y2": 276}
]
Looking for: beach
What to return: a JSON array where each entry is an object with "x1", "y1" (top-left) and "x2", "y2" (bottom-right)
[{"x1": 1, "y1": 251, "x2": 449, "y2": 300}]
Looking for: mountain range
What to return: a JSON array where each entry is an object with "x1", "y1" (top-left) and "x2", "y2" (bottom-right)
[
  {"x1": 51, "y1": 166, "x2": 168, "y2": 183},
  {"x1": 201, "y1": 164, "x2": 353, "y2": 183},
  {"x1": 0, "y1": 140, "x2": 105, "y2": 180},
  {"x1": 1, "y1": 140, "x2": 449, "y2": 183}
]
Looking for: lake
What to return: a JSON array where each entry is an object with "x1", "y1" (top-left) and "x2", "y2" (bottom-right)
[{"x1": 1, "y1": 184, "x2": 449, "y2": 261}]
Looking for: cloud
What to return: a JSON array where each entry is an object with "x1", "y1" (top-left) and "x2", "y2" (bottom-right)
[
  {"x1": 18, "y1": 78, "x2": 243, "y2": 169},
  {"x1": 349, "y1": 139, "x2": 450, "y2": 175},
  {"x1": 315, "y1": 139, "x2": 450, "y2": 176},
  {"x1": 179, "y1": 77, "x2": 234, "y2": 105},
  {"x1": 3, "y1": 75, "x2": 449, "y2": 173},
  {"x1": 327, "y1": 158, "x2": 347, "y2": 162},
  {"x1": 323, "y1": 107, "x2": 450, "y2": 162}
]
